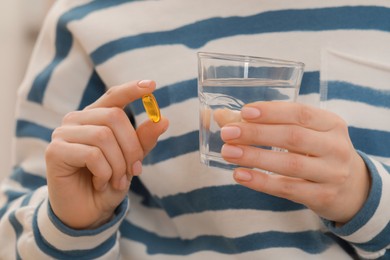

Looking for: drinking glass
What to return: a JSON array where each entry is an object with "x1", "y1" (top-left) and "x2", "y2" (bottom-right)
[{"x1": 198, "y1": 51, "x2": 305, "y2": 170}]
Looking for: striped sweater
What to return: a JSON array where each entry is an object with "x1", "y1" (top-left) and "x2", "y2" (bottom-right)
[{"x1": 0, "y1": 0, "x2": 389, "y2": 259}]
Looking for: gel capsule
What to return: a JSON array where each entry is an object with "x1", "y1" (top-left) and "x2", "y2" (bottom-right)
[{"x1": 142, "y1": 94, "x2": 161, "y2": 123}]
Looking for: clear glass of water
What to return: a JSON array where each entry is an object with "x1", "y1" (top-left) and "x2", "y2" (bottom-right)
[{"x1": 197, "y1": 52, "x2": 305, "y2": 170}]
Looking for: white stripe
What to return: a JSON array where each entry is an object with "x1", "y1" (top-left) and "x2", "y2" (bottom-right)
[
  {"x1": 354, "y1": 247, "x2": 387, "y2": 260},
  {"x1": 127, "y1": 193, "x2": 182, "y2": 238},
  {"x1": 140, "y1": 152, "x2": 235, "y2": 197},
  {"x1": 322, "y1": 48, "x2": 390, "y2": 91},
  {"x1": 17, "y1": 0, "x2": 92, "y2": 99},
  {"x1": 16, "y1": 100, "x2": 63, "y2": 129},
  {"x1": 97, "y1": 30, "x2": 390, "y2": 88},
  {"x1": 14, "y1": 138, "x2": 47, "y2": 177},
  {"x1": 173, "y1": 209, "x2": 321, "y2": 239},
  {"x1": 297, "y1": 93, "x2": 321, "y2": 107},
  {"x1": 44, "y1": 39, "x2": 95, "y2": 113},
  {"x1": 370, "y1": 155, "x2": 390, "y2": 165},
  {"x1": 72, "y1": 0, "x2": 381, "y2": 52},
  {"x1": 118, "y1": 236, "x2": 353, "y2": 259},
  {"x1": 324, "y1": 100, "x2": 390, "y2": 132},
  {"x1": 128, "y1": 194, "x2": 325, "y2": 239}
]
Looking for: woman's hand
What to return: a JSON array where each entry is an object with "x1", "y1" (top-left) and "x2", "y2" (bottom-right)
[
  {"x1": 220, "y1": 101, "x2": 370, "y2": 224},
  {"x1": 45, "y1": 80, "x2": 169, "y2": 229}
]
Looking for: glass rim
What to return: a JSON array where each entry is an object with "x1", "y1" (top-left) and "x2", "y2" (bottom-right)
[{"x1": 197, "y1": 51, "x2": 305, "y2": 68}]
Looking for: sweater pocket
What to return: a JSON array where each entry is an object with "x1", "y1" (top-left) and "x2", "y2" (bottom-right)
[{"x1": 320, "y1": 47, "x2": 390, "y2": 159}]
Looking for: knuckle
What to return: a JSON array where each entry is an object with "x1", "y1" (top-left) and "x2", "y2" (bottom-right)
[
  {"x1": 93, "y1": 126, "x2": 113, "y2": 144},
  {"x1": 51, "y1": 127, "x2": 62, "y2": 140},
  {"x1": 250, "y1": 125, "x2": 264, "y2": 142},
  {"x1": 86, "y1": 147, "x2": 103, "y2": 162},
  {"x1": 334, "y1": 169, "x2": 350, "y2": 184},
  {"x1": 297, "y1": 106, "x2": 314, "y2": 127},
  {"x1": 314, "y1": 188, "x2": 338, "y2": 208},
  {"x1": 278, "y1": 181, "x2": 295, "y2": 198},
  {"x1": 45, "y1": 140, "x2": 62, "y2": 160},
  {"x1": 330, "y1": 139, "x2": 352, "y2": 162},
  {"x1": 62, "y1": 111, "x2": 78, "y2": 124},
  {"x1": 106, "y1": 107, "x2": 126, "y2": 122},
  {"x1": 334, "y1": 116, "x2": 348, "y2": 130},
  {"x1": 286, "y1": 154, "x2": 304, "y2": 173},
  {"x1": 286, "y1": 126, "x2": 304, "y2": 147},
  {"x1": 105, "y1": 86, "x2": 119, "y2": 96}
]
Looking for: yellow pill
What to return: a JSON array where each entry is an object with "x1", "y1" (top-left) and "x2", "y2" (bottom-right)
[{"x1": 142, "y1": 94, "x2": 161, "y2": 123}]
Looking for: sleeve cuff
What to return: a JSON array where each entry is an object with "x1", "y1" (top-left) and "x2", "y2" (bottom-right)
[
  {"x1": 33, "y1": 196, "x2": 129, "y2": 256},
  {"x1": 323, "y1": 151, "x2": 390, "y2": 258}
]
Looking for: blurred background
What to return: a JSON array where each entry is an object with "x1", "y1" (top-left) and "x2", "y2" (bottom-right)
[{"x1": 0, "y1": 0, "x2": 53, "y2": 180}]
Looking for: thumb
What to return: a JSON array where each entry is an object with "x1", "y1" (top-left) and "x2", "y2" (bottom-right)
[{"x1": 136, "y1": 116, "x2": 169, "y2": 155}]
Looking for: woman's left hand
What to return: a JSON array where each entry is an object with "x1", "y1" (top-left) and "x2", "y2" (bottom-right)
[{"x1": 220, "y1": 101, "x2": 371, "y2": 224}]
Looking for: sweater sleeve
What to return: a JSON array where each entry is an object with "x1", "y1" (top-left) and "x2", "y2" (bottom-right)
[
  {"x1": 0, "y1": 1, "x2": 125, "y2": 259},
  {"x1": 323, "y1": 151, "x2": 390, "y2": 259}
]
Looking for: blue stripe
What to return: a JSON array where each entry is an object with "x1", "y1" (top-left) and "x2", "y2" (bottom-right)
[
  {"x1": 131, "y1": 78, "x2": 197, "y2": 115},
  {"x1": 143, "y1": 131, "x2": 199, "y2": 165},
  {"x1": 27, "y1": 0, "x2": 131, "y2": 104},
  {"x1": 33, "y1": 201, "x2": 119, "y2": 259},
  {"x1": 145, "y1": 127, "x2": 390, "y2": 167},
  {"x1": 21, "y1": 193, "x2": 34, "y2": 207},
  {"x1": 1, "y1": 168, "x2": 45, "y2": 219},
  {"x1": 350, "y1": 127, "x2": 390, "y2": 158},
  {"x1": 16, "y1": 119, "x2": 53, "y2": 142},
  {"x1": 154, "y1": 184, "x2": 305, "y2": 218},
  {"x1": 131, "y1": 72, "x2": 319, "y2": 117},
  {"x1": 10, "y1": 167, "x2": 47, "y2": 190},
  {"x1": 120, "y1": 220, "x2": 334, "y2": 255},
  {"x1": 300, "y1": 71, "x2": 320, "y2": 95},
  {"x1": 9, "y1": 212, "x2": 23, "y2": 260},
  {"x1": 327, "y1": 81, "x2": 390, "y2": 108},
  {"x1": 3, "y1": 190, "x2": 26, "y2": 203},
  {"x1": 77, "y1": 70, "x2": 107, "y2": 110},
  {"x1": 91, "y1": 6, "x2": 390, "y2": 65},
  {"x1": 0, "y1": 190, "x2": 26, "y2": 219},
  {"x1": 130, "y1": 177, "x2": 162, "y2": 209},
  {"x1": 0, "y1": 205, "x2": 8, "y2": 219}
]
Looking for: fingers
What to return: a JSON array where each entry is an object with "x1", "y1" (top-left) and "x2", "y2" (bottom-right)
[
  {"x1": 232, "y1": 168, "x2": 325, "y2": 211},
  {"x1": 57, "y1": 80, "x2": 168, "y2": 190},
  {"x1": 46, "y1": 140, "x2": 113, "y2": 191},
  {"x1": 221, "y1": 123, "x2": 333, "y2": 156},
  {"x1": 63, "y1": 107, "x2": 143, "y2": 175},
  {"x1": 221, "y1": 144, "x2": 333, "y2": 183},
  {"x1": 52, "y1": 80, "x2": 167, "y2": 192},
  {"x1": 86, "y1": 80, "x2": 156, "y2": 109},
  {"x1": 213, "y1": 108, "x2": 241, "y2": 128},
  {"x1": 241, "y1": 101, "x2": 344, "y2": 132},
  {"x1": 51, "y1": 124, "x2": 129, "y2": 190}
]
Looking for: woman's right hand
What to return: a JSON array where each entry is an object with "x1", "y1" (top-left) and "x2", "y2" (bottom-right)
[{"x1": 45, "y1": 80, "x2": 169, "y2": 229}]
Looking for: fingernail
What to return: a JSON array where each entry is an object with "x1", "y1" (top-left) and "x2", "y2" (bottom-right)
[
  {"x1": 138, "y1": 80, "x2": 153, "y2": 88},
  {"x1": 221, "y1": 144, "x2": 243, "y2": 158},
  {"x1": 241, "y1": 107, "x2": 261, "y2": 119},
  {"x1": 234, "y1": 169, "x2": 252, "y2": 181},
  {"x1": 118, "y1": 175, "x2": 129, "y2": 190},
  {"x1": 221, "y1": 126, "x2": 241, "y2": 140},
  {"x1": 132, "y1": 160, "x2": 143, "y2": 176}
]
